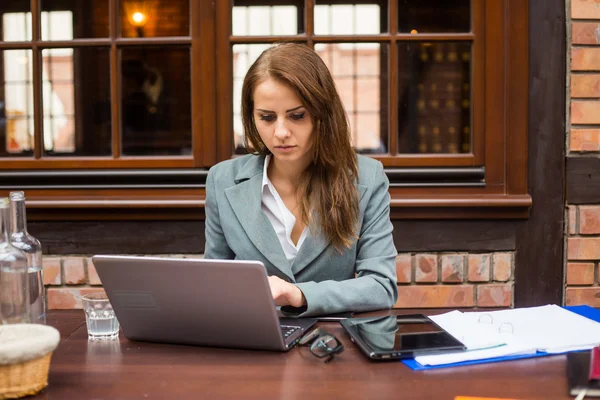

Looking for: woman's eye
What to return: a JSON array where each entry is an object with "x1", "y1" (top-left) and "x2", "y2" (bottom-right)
[
  {"x1": 260, "y1": 115, "x2": 275, "y2": 122},
  {"x1": 290, "y1": 112, "x2": 306, "y2": 121}
]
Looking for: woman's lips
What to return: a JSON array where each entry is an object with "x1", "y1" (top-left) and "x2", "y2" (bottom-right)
[{"x1": 275, "y1": 145, "x2": 296, "y2": 151}]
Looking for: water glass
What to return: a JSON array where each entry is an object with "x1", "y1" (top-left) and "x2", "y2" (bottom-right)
[{"x1": 82, "y1": 292, "x2": 119, "y2": 340}]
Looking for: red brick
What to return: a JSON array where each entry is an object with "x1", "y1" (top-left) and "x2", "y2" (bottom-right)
[
  {"x1": 572, "y1": 22, "x2": 600, "y2": 45},
  {"x1": 87, "y1": 258, "x2": 103, "y2": 285},
  {"x1": 42, "y1": 257, "x2": 62, "y2": 286},
  {"x1": 441, "y1": 254, "x2": 464, "y2": 283},
  {"x1": 571, "y1": 74, "x2": 600, "y2": 97},
  {"x1": 395, "y1": 254, "x2": 412, "y2": 283},
  {"x1": 47, "y1": 287, "x2": 104, "y2": 310},
  {"x1": 567, "y1": 262, "x2": 596, "y2": 285},
  {"x1": 570, "y1": 129, "x2": 600, "y2": 152},
  {"x1": 571, "y1": 101, "x2": 600, "y2": 124},
  {"x1": 63, "y1": 257, "x2": 86, "y2": 285},
  {"x1": 395, "y1": 285, "x2": 474, "y2": 308},
  {"x1": 568, "y1": 237, "x2": 600, "y2": 260},
  {"x1": 572, "y1": 0, "x2": 600, "y2": 19},
  {"x1": 476, "y1": 284, "x2": 512, "y2": 307},
  {"x1": 415, "y1": 254, "x2": 438, "y2": 283},
  {"x1": 492, "y1": 253, "x2": 512, "y2": 282},
  {"x1": 568, "y1": 206, "x2": 579, "y2": 234},
  {"x1": 468, "y1": 254, "x2": 491, "y2": 282},
  {"x1": 566, "y1": 287, "x2": 600, "y2": 307},
  {"x1": 580, "y1": 206, "x2": 600, "y2": 234},
  {"x1": 572, "y1": 48, "x2": 600, "y2": 71}
]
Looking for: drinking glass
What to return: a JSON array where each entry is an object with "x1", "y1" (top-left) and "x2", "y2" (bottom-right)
[{"x1": 82, "y1": 292, "x2": 119, "y2": 340}]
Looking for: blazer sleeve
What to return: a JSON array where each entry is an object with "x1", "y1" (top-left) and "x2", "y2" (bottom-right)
[
  {"x1": 204, "y1": 167, "x2": 235, "y2": 260},
  {"x1": 286, "y1": 161, "x2": 398, "y2": 316}
]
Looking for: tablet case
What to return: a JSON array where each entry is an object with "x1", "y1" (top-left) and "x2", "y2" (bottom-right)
[{"x1": 341, "y1": 314, "x2": 466, "y2": 360}]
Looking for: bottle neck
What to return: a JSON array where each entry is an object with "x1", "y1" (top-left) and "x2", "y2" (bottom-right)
[
  {"x1": 0, "y1": 206, "x2": 9, "y2": 243},
  {"x1": 10, "y1": 197, "x2": 27, "y2": 234}
]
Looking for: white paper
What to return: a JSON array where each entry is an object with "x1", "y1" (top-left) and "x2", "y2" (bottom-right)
[{"x1": 428, "y1": 311, "x2": 507, "y2": 351}]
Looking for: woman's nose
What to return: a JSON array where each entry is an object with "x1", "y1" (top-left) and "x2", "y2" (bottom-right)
[{"x1": 274, "y1": 120, "x2": 291, "y2": 139}]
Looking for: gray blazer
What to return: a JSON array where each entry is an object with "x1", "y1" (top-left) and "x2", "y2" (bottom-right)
[{"x1": 204, "y1": 154, "x2": 398, "y2": 317}]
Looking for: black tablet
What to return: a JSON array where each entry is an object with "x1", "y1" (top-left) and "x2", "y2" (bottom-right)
[{"x1": 340, "y1": 314, "x2": 466, "y2": 360}]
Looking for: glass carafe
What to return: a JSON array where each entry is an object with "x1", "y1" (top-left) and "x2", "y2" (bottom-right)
[
  {"x1": 0, "y1": 197, "x2": 30, "y2": 324},
  {"x1": 9, "y1": 191, "x2": 45, "y2": 324}
]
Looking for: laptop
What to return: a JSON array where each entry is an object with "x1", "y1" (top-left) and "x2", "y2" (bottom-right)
[
  {"x1": 340, "y1": 314, "x2": 466, "y2": 360},
  {"x1": 91, "y1": 255, "x2": 317, "y2": 351}
]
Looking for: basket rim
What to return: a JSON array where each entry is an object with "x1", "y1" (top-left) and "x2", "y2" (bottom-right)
[{"x1": 0, "y1": 324, "x2": 60, "y2": 365}]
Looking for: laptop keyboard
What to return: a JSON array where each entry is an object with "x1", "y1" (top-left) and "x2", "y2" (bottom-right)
[{"x1": 281, "y1": 325, "x2": 301, "y2": 340}]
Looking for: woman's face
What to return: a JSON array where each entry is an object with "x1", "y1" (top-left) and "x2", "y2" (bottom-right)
[{"x1": 253, "y1": 77, "x2": 314, "y2": 170}]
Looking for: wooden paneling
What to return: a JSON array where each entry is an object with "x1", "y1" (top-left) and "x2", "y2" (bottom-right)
[
  {"x1": 32, "y1": 221, "x2": 206, "y2": 255},
  {"x1": 567, "y1": 157, "x2": 600, "y2": 204},
  {"x1": 31, "y1": 219, "x2": 515, "y2": 255},
  {"x1": 392, "y1": 220, "x2": 515, "y2": 252},
  {"x1": 514, "y1": 0, "x2": 565, "y2": 307},
  {"x1": 506, "y1": 0, "x2": 529, "y2": 196}
]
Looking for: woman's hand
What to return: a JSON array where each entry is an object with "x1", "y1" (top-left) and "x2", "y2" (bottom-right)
[{"x1": 268, "y1": 275, "x2": 306, "y2": 308}]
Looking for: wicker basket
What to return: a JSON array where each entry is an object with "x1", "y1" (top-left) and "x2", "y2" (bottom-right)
[{"x1": 0, "y1": 324, "x2": 60, "y2": 399}]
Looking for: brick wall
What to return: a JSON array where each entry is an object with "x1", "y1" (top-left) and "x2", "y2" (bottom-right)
[
  {"x1": 395, "y1": 252, "x2": 513, "y2": 308},
  {"x1": 43, "y1": 252, "x2": 514, "y2": 310},
  {"x1": 567, "y1": 0, "x2": 600, "y2": 306}
]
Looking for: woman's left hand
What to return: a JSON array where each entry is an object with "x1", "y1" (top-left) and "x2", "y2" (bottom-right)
[{"x1": 268, "y1": 275, "x2": 306, "y2": 308}]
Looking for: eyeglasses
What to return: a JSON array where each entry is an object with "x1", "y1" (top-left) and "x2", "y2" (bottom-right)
[{"x1": 298, "y1": 327, "x2": 344, "y2": 363}]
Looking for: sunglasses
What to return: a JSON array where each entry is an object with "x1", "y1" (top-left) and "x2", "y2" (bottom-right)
[{"x1": 298, "y1": 327, "x2": 344, "y2": 363}]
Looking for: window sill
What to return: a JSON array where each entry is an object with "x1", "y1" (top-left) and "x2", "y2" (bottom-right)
[
  {"x1": 390, "y1": 194, "x2": 532, "y2": 219},
  {"x1": 22, "y1": 193, "x2": 531, "y2": 220}
]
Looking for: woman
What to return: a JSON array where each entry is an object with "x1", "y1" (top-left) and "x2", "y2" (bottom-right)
[{"x1": 205, "y1": 43, "x2": 397, "y2": 317}]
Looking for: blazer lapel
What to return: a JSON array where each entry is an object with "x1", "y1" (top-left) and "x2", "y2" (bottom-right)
[
  {"x1": 292, "y1": 183, "x2": 368, "y2": 275},
  {"x1": 291, "y1": 226, "x2": 329, "y2": 275},
  {"x1": 224, "y1": 156, "x2": 294, "y2": 282}
]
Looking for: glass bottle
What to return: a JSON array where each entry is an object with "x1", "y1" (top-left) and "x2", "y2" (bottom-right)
[
  {"x1": 0, "y1": 197, "x2": 30, "y2": 324},
  {"x1": 9, "y1": 191, "x2": 46, "y2": 324}
]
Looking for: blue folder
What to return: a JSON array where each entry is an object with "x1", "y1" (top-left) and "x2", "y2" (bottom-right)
[{"x1": 402, "y1": 305, "x2": 600, "y2": 370}]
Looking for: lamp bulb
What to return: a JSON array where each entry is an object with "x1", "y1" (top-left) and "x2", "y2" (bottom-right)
[{"x1": 132, "y1": 12, "x2": 145, "y2": 25}]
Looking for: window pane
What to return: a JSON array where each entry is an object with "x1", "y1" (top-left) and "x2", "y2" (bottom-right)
[
  {"x1": 40, "y1": 1, "x2": 109, "y2": 39},
  {"x1": 2, "y1": 6, "x2": 32, "y2": 42},
  {"x1": 232, "y1": 3, "x2": 300, "y2": 36},
  {"x1": 316, "y1": 43, "x2": 387, "y2": 154},
  {"x1": 120, "y1": 0, "x2": 189, "y2": 38},
  {"x1": 232, "y1": 44, "x2": 271, "y2": 154},
  {"x1": 121, "y1": 47, "x2": 191, "y2": 156},
  {"x1": 398, "y1": 0, "x2": 470, "y2": 33},
  {"x1": 1, "y1": 50, "x2": 34, "y2": 157},
  {"x1": 42, "y1": 48, "x2": 111, "y2": 156},
  {"x1": 315, "y1": 2, "x2": 384, "y2": 35},
  {"x1": 398, "y1": 42, "x2": 471, "y2": 154}
]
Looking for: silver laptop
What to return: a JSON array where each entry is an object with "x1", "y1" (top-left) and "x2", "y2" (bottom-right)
[{"x1": 91, "y1": 255, "x2": 316, "y2": 351}]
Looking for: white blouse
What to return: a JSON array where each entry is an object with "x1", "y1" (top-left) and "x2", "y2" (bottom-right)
[{"x1": 261, "y1": 155, "x2": 308, "y2": 261}]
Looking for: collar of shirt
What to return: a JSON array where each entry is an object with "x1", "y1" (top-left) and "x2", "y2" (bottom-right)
[{"x1": 261, "y1": 154, "x2": 271, "y2": 190}]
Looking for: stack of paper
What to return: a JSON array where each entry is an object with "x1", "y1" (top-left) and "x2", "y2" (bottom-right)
[{"x1": 415, "y1": 305, "x2": 600, "y2": 367}]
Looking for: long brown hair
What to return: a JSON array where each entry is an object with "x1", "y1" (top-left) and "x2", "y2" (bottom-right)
[{"x1": 241, "y1": 43, "x2": 359, "y2": 251}]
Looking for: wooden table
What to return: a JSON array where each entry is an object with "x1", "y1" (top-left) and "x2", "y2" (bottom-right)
[{"x1": 31, "y1": 310, "x2": 572, "y2": 399}]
